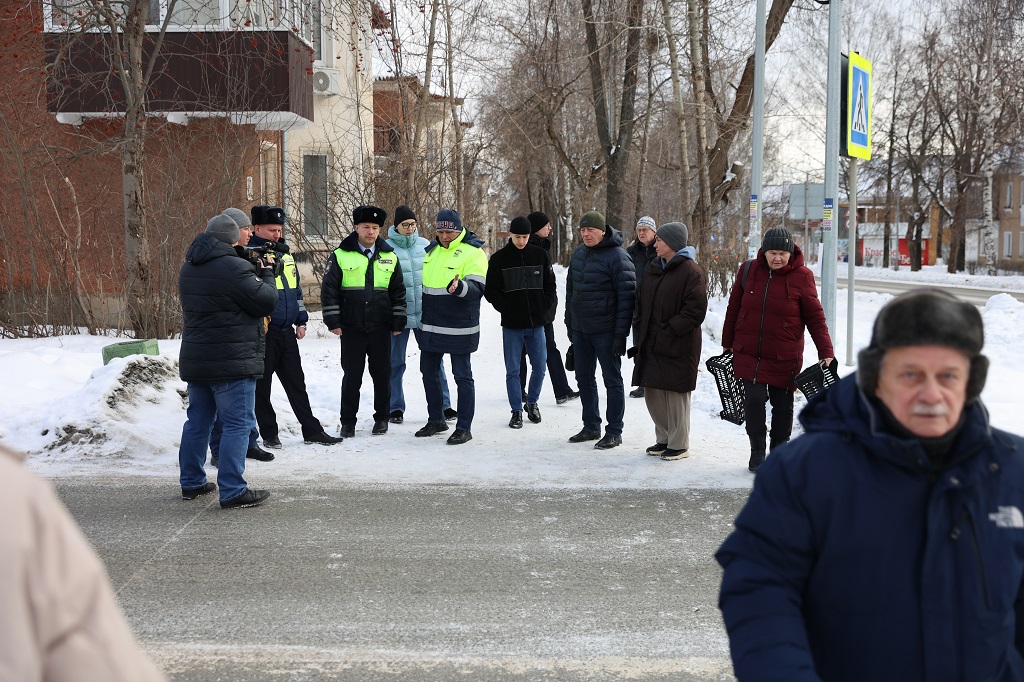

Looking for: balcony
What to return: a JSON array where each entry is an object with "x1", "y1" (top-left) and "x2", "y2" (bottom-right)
[{"x1": 43, "y1": 0, "x2": 320, "y2": 128}]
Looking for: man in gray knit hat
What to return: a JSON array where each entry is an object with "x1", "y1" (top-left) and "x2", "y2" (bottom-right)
[
  {"x1": 717, "y1": 290, "x2": 1024, "y2": 679},
  {"x1": 177, "y1": 213, "x2": 278, "y2": 509}
]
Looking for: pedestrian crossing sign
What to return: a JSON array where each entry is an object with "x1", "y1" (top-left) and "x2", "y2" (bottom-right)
[{"x1": 845, "y1": 52, "x2": 872, "y2": 160}]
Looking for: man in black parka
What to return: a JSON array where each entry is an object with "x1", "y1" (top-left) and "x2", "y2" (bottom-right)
[{"x1": 177, "y1": 214, "x2": 278, "y2": 509}]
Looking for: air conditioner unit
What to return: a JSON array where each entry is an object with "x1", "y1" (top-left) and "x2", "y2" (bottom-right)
[{"x1": 312, "y1": 68, "x2": 341, "y2": 97}]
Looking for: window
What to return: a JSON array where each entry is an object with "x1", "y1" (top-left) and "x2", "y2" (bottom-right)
[
  {"x1": 303, "y1": 154, "x2": 329, "y2": 238},
  {"x1": 1019, "y1": 232, "x2": 1024, "y2": 259},
  {"x1": 1005, "y1": 231, "x2": 1013, "y2": 258},
  {"x1": 1006, "y1": 182, "x2": 1014, "y2": 210},
  {"x1": 259, "y1": 142, "x2": 279, "y2": 204},
  {"x1": 169, "y1": 0, "x2": 220, "y2": 27}
]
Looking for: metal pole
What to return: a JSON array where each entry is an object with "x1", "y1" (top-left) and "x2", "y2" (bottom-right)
[
  {"x1": 803, "y1": 174, "x2": 809, "y2": 260},
  {"x1": 846, "y1": 158, "x2": 857, "y2": 366},
  {"x1": 820, "y1": 0, "x2": 842, "y2": 341},
  {"x1": 748, "y1": 0, "x2": 767, "y2": 258}
]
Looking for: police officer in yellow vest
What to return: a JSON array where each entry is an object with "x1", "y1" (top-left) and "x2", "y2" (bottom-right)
[
  {"x1": 250, "y1": 205, "x2": 344, "y2": 448},
  {"x1": 322, "y1": 205, "x2": 407, "y2": 438}
]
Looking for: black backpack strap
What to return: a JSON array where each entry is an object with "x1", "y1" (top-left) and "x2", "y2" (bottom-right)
[{"x1": 741, "y1": 259, "x2": 753, "y2": 290}]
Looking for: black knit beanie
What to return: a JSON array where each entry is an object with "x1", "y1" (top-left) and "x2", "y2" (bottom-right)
[
  {"x1": 762, "y1": 227, "x2": 794, "y2": 253},
  {"x1": 527, "y1": 211, "x2": 550, "y2": 234},
  {"x1": 394, "y1": 205, "x2": 416, "y2": 225}
]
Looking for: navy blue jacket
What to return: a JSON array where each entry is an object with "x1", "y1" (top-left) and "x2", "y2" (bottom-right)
[
  {"x1": 717, "y1": 375, "x2": 1024, "y2": 682},
  {"x1": 248, "y1": 233, "x2": 308, "y2": 331},
  {"x1": 564, "y1": 227, "x2": 636, "y2": 338},
  {"x1": 178, "y1": 233, "x2": 278, "y2": 382}
]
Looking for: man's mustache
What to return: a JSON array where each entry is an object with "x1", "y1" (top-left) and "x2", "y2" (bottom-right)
[{"x1": 912, "y1": 404, "x2": 949, "y2": 417}]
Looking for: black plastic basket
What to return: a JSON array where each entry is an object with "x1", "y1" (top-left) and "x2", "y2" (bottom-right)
[
  {"x1": 705, "y1": 352, "x2": 745, "y2": 425},
  {"x1": 795, "y1": 359, "x2": 840, "y2": 400}
]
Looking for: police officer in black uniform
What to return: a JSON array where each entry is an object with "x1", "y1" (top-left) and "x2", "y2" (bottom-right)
[{"x1": 250, "y1": 205, "x2": 343, "y2": 447}]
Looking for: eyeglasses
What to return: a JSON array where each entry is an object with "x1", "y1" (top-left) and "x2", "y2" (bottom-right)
[{"x1": 399, "y1": 220, "x2": 417, "y2": 228}]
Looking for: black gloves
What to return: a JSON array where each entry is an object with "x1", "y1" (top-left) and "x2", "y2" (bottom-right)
[{"x1": 613, "y1": 337, "x2": 627, "y2": 357}]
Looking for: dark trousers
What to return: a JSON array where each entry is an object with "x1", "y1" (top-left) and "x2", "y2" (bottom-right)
[
  {"x1": 341, "y1": 327, "x2": 392, "y2": 426},
  {"x1": 572, "y1": 330, "x2": 624, "y2": 436},
  {"x1": 256, "y1": 328, "x2": 324, "y2": 439},
  {"x1": 519, "y1": 321, "x2": 576, "y2": 399},
  {"x1": 741, "y1": 379, "x2": 795, "y2": 449},
  {"x1": 422, "y1": 351, "x2": 474, "y2": 431}
]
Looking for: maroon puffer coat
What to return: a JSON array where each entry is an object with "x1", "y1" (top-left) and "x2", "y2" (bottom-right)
[{"x1": 721, "y1": 245, "x2": 833, "y2": 390}]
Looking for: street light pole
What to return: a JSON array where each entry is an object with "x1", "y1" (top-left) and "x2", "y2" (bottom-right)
[
  {"x1": 749, "y1": 0, "x2": 767, "y2": 258},
  {"x1": 820, "y1": 0, "x2": 843, "y2": 341}
]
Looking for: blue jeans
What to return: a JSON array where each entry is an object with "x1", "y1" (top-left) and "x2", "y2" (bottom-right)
[
  {"x1": 422, "y1": 351, "x2": 474, "y2": 430},
  {"x1": 503, "y1": 326, "x2": 547, "y2": 411},
  {"x1": 572, "y1": 330, "x2": 625, "y2": 435},
  {"x1": 390, "y1": 328, "x2": 450, "y2": 413},
  {"x1": 179, "y1": 378, "x2": 255, "y2": 503},
  {"x1": 209, "y1": 420, "x2": 257, "y2": 457}
]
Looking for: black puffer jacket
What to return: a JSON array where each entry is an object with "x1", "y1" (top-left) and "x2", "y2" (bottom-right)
[
  {"x1": 484, "y1": 240, "x2": 557, "y2": 329},
  {"x1": 626, "y1": 240, "x2": 657, "y2": 294},
  {"x1": 565, "y1": 227, "x2": 636, "y2": 338},
  {"x1": 528, "y1": 233, "x2": 558, "y2": 323},
  {"x1": 178, "y1": 233, "x2": 279, "y2": 382}
]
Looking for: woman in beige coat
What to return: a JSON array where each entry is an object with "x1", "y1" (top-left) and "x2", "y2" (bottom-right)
[{"x1": 0, "y1": 445, "x2": 165, "y2": 681}]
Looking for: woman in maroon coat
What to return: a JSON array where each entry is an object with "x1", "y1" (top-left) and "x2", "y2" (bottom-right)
[{"x1": 722, "y1": 227, "x2": 833, "y2": 472}]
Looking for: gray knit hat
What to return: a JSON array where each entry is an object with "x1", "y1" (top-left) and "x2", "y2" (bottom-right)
[
  {"x1": 205, "y1": 214, "x2": 240, "y2": 244},
  {"x1": 656, "y1": 222, "x2": 689, "y2": 252},
  {"x1": 221, "y1": 207, "x2": 252, "y2": 229},
  {"x1": 856, "y1": 289, "x2": 988, "y2": 401}
]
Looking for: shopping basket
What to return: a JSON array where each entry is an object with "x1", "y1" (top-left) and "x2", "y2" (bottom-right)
[
  {"x1": 794, "y1": 359, "x2": 840, "y2": 400},
  {"x1": 705, "y1": 352, "x2": 745, "y2": 425}
]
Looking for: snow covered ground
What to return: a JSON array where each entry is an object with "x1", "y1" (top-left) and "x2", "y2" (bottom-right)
[{"x1": 3, "y1": 266, "x2": 1022, "y2": 491}]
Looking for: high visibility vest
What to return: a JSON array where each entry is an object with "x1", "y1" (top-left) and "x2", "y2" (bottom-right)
[
  {"x1": 276, "y1": 252, "x2": 299, "y2": 291},
  {"x1": 333, "y1": 248, "x2": 398, "y2": 292}
]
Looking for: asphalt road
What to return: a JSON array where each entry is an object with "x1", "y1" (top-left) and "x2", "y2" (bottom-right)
[{"x1": 54, "y1": 481, "x2": 750, "y2": 682}]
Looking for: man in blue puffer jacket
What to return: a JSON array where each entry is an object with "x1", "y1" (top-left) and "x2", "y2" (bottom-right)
[
  {"x1": 385, "y1": 205, "x2": 453, "y2": 425},
  {"x1": 564, "y1": 210, "x2": 636, "y2": 449},
  {"x1": 717, "y1": 289, "x2": 1024, "y2": 682}
]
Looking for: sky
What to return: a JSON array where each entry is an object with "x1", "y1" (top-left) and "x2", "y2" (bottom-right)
[{"x1": 3, "y1": 263, "x2": 1023, "y2": 490}]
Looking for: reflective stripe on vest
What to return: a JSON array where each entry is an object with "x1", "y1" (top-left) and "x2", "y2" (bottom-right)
[{"x1": 333, "y1": 248, "x2": 397, "y2": 290}]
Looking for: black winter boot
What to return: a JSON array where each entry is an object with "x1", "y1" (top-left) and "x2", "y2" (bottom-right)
[
  {"x1": 748, "y1": 435, "x2": 767, "y2": 473},
  {"x1": 748, "y1": 450, "x2": 766, "y2": 473}
]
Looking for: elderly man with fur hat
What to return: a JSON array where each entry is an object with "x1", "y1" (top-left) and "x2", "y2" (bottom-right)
[{"x1": 717, "y1": 289, "x2": 1024, "y2": 682}]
